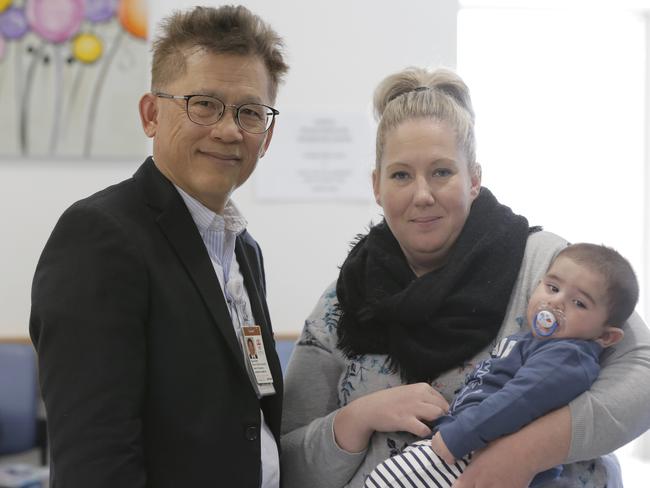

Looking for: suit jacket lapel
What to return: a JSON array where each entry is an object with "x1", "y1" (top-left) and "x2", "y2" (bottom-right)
[
  {"x1": 134, "y1": 159, "x2": 248, "y2": 376},
  {"x1": 235, "y1": 239, "x2": 282, "y2": 382},
  {"x1": 236, "y1": 237, "x2": 284, "y2": 439}
]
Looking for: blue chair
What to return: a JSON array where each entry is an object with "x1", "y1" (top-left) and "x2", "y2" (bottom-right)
[{"x1": 0, "y1": 341, "x2": 47, "y2": 465}]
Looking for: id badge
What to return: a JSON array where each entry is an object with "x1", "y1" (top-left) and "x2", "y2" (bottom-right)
[{"x1": 241, "y1": 325, "x2": 276, "y2": 397}]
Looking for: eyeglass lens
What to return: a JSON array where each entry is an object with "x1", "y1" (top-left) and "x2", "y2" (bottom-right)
[{"x1": 187, "y1": 95, "x2": 272, "y2": 133}]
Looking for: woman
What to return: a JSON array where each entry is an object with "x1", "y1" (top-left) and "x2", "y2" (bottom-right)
[{"x1": 281, "y1": 67, "x2": 650, "y2": 488}]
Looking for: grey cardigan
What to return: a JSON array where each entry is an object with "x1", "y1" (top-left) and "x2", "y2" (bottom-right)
[{"x1": 281, "y1": 231, "x2": 650, "y2": 488}]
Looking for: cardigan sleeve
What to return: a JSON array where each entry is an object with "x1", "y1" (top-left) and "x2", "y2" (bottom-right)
[
  {"x1": 567, "y1": 310, "x2": 650, "y2": 462},
  {"x1": 281, "y1": 284, "x2": 367, "y2": 488}
]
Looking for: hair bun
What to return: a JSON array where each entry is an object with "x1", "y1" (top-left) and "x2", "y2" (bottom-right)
[
  {"x1": 373, "y1": 66, "x2": 474, "y2": 121},
  {"x1": 373, "y1": 67, "x2": 428, "y2": 120},
  {"x1": 372, "y1": 66, "x2": 477, "y2": 169}
]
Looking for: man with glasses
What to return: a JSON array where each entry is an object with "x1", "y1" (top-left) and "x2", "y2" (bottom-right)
[{"x1": 30, "y1": 6, "x2": 288, "y2": 488}]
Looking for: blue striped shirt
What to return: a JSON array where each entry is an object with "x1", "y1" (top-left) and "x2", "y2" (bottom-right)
[{"x1": 175, "y1": 186, "x2": 280, "y2": 488}]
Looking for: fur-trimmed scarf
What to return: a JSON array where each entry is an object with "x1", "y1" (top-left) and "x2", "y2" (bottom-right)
[{"x1": 336, "y1": 187, "x2": 536, "y2": 383}]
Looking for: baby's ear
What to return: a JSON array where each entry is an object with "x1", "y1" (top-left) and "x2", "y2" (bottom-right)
[{"x1": 595, "y1": 326, "x2": 624, "y2": 348}]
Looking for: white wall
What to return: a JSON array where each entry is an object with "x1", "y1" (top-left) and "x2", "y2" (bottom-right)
[
  {"x1": 457, "y1": 6, "x2": 648, "y2": 319},
  {"x1": 0, "y1": 0, "x2": 459, "y2": 337}
]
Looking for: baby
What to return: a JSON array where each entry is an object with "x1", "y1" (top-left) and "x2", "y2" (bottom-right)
[{"x1": 365, "y1": 243, "x2": 639, "y2": 488}]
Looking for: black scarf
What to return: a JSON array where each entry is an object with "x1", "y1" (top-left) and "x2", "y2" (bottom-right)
[{"x1": 336, "y1": 187, "x2": 535, "y2": 383}]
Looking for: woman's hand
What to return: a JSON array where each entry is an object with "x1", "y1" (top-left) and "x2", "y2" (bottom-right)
[
  {"x1": 333, "y1": 383, "x2": 449, "y2": 453},
  {"x1": 452, "y1": 407, "x2": 571, "y2": 488}
]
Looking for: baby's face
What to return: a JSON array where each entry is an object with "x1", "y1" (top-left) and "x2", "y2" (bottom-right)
[{"x1": 527, "y1": 256, "x2": 609, "y2": 341}]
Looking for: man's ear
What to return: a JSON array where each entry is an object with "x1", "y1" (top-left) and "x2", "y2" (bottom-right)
[
  {"x1": 139, "y1": 93, "x2": 158, "y2": 138},
  {"x1": 595, "y1": 326, "x2": 624, "y2": 348}
]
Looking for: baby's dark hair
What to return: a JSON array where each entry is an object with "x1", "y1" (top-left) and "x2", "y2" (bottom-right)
[{"x1": 556, "y1": 243, "x2": 639, "y2": 327}]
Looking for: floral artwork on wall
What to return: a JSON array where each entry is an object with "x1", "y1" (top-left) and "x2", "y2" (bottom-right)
[{"x1": 0, "y1": 0, "x2": 149, "y2": 160}]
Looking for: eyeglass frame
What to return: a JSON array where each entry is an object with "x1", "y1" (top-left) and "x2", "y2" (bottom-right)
[{"x1": 153, "y1": 92, "x2": 279, "y2": 134}]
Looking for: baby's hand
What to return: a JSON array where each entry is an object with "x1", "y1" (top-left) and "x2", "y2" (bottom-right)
[{"x1": 431, "y1": 431, "x2": 455, "y2": 464}]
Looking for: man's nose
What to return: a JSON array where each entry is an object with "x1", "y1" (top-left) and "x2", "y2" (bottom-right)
[{"x1": 210, "y1": 107, "x2": 243, "y2": 141}]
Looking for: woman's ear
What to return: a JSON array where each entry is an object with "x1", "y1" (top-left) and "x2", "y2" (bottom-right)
[
  {"x1": 470, "y1": 162, "x2": 482, "y2": 199},
  {"x1": 372, "y1": 169, "x2": 381, "y2": 206},
  {"x1": 595, "y1": 326, "x2": 624, "y2": 348},
  {"x1": 139, "y1": 93, "x2": 159, "y2": 138}
]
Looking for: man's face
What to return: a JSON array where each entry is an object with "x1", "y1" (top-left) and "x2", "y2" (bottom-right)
[{"x1": 140, "y1": 49, "x2": 274, "y2": 213}]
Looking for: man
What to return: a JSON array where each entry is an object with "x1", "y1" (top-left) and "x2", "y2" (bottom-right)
[
  {"x1": 30, "y1": 6, "x2": 288, "y2": 487},
  {"x1": 248, "y1": 337, "x2": 259, "y2": 359}
]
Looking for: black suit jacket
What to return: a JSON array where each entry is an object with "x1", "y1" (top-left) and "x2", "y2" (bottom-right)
[{"x1": 30, "y1": 158, "x2": 283, "y2": 487}]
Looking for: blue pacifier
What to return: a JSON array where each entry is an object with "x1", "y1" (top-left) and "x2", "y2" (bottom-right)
[{"x1": 532, "y1": 308, "x2": 560, "y2": 337}]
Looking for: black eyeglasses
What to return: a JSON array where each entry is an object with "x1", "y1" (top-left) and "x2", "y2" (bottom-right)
[{"x1": 154, "y1": 92, "x2": 279, "y2": 134}]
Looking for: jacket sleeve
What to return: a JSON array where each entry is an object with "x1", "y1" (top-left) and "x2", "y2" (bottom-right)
[
  {"x1": 438, "y1": 340, "x2": 600, "y2": 459},
  {"x1": 280, "y1": 284, "x2": 367, "y2": 488},
  {"x1": 30, "y1": 201, "x2": 148, "y2": 487}
]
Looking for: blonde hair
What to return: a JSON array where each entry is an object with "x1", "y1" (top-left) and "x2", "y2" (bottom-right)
[
  {"x1": 373, "y1": 67, "x2": 476, "y2": 170},
  {"x1": 151, "y1": 5, "x2": 289, "y2": 102}
]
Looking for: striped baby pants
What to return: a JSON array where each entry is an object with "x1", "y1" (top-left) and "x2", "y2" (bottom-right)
[{"x1": 364, "y1": 440, "x2": 471, "y2": 488}]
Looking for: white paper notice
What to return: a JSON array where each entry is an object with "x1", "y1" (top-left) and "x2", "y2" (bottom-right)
[{"x1": 254, "y1": 112, "x2": 374, "y2": 202}]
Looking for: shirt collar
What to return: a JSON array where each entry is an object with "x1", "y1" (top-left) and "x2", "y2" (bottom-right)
[{"x1": 174, "y1": 185, "x2": 247, "y2": 235}]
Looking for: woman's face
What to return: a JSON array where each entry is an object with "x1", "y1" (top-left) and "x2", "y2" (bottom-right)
[{"x1": 373, "y1": 119, "x2": 481, "y2": 276}]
